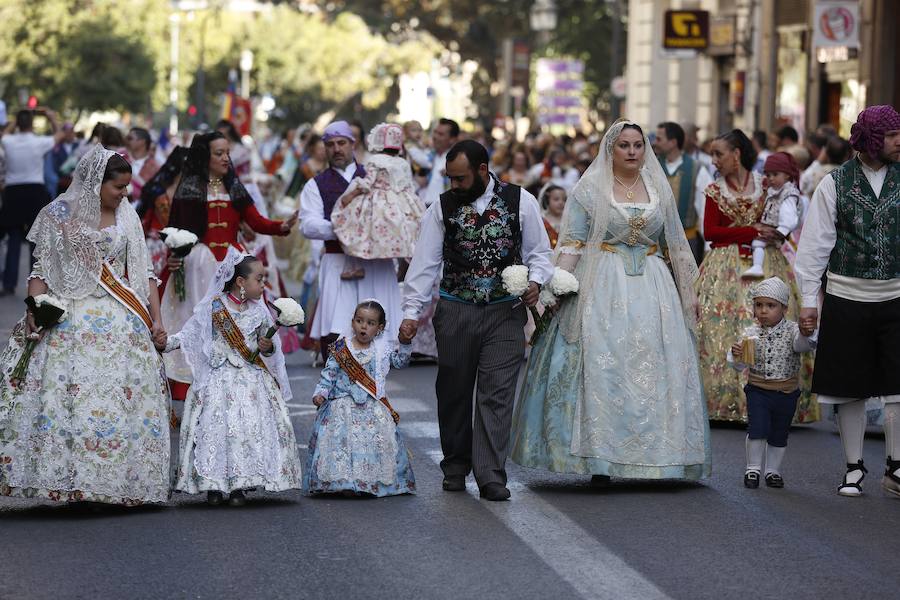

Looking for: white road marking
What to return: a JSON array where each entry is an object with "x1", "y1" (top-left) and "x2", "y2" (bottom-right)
[{"x1": 425, "y1": 450, "x2": 672, "y2": 600}]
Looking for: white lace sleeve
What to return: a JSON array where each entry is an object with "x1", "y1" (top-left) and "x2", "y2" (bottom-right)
[{"x1": 28, "y1": 259, "x2": 47, "y2": 282}]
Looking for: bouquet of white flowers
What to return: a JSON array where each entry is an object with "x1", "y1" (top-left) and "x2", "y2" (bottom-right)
[
  {"x1": 530, "y1": 267, "x2": 580, "y2": 344},
  {"x1": 501, "y1": 264, "x2": 546, "y2": 342},
  {"x1": 10, "y1": 295, "x2": 68, "y2": 387},
  {"x1": 249, "y1": 297, "x2": 306, "y2": 361},
  {"x1": 160, "y1": 227, "x2": 199, "y2": 301}
]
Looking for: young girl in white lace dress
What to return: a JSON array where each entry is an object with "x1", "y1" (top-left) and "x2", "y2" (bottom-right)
[
  {"x1": 331, "y1": 123, "x2": 423, "y2": 280},
  {"x1": 161, "y1": 248, "x2": 302, "y2": 506},
  {"x1": 304, "y1": 300, "x2": 416, "y2": 497}
]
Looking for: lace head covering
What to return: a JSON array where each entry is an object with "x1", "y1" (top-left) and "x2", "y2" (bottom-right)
[
  {"x1": 556, "y1": 120, "x2": 700, "y2": 343},
  {"x1": 750, "y1": 277, "x2": 790, "y2": 307},
  {"x1": 177, "y1": 246, "x2": 292, "y2": 401},
  {"x1": 850, "y1": 105, "x2": 900, "y2": 159},
  {"x1": 27, "y1": 144, "x2": 151, "y2": 303}
]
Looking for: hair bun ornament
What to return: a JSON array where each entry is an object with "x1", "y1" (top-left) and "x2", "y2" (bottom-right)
[{"x1": 383, "y1": 124, "x2": 404, "y2": 150}]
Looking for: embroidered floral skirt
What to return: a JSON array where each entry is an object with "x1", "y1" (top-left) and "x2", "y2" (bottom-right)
[
  {"x1": 304, "y1": 397, "x2": 415, "y2": 497},
  {"x1": 175, "y1": 363, "x2": 302, "y2": 494},
  {"x1": 0, "y1": 293, "x2": 171, "y2": 505},
  {"x1": 696, "y1": 245, "x2": 818, "y2": 423}
]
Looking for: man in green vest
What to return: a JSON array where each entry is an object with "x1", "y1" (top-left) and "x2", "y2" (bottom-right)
[
  {"x1": 795, "y1": 105, "x2": 900, "y2": 498},
  {"x1": 654, "y1": 121, "x2": 713, "y2": 265}
]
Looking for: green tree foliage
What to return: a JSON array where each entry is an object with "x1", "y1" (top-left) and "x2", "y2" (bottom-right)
[{"x1": 0, "y1": 0, "x2": 162, "y2": 115}]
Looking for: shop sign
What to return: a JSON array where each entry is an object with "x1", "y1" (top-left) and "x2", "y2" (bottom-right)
[
  {"x1": 707, "y1": 16, "x2": 736, "y2": 56},
  {"x1": 813, "y1": 2, "x2": 859, "y2": 49},
  {"x1": 663, "y1": 10, "x2": 709, "y2": 50}
]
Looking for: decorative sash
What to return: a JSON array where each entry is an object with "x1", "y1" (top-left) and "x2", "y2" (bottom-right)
[
  {"x1": 210, "y1": 298, "x2": 276, "y2": 385},
  {"x1": 99, "y1": 262, "x2": 153, "y2": 332},
  {"x1": 330, "y1": 338, "x2": 400, "y2": 423}
]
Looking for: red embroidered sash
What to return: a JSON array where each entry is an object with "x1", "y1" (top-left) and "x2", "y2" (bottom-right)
[
  {"x1": 98, "y1": 262, "x2": 153, "y2": 332},
  {"x1": 330, "y1": 338, "x2": 400, "y2": 423}
]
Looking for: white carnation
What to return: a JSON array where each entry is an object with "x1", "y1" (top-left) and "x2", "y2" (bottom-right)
[
  {"x1": 538, "y1": 288, "x2": 558, "y2": 307},
  {"x1": 160, "y1": 227, "x2": 199, "y2": 249},
  {"x1": 549, "y1": 267, "x2": 579, "y2": 296},
  {"x1": 274, "y1": 197, "x2": 298, "y2": 218},
  {"x1": 272, "y1": 297, "x2": 305, "y2": 326},
  {"x1": 501, "y1": 265, "x2": 530, "y2": 297},
  {"x1": 33, "y1": 294, "x2": 68, "y2": 323}
]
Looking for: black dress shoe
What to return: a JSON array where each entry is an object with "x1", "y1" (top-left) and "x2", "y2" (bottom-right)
[
  {"x1": 764, "y1": 473, "x2": 784, "y2": 488},
  {"x1": 479, "y1": 482, "x2": 511, "y2": 501},
  {"x1": 744, "y1": 470, "x2": 760, "y2": 489},
  {"x1": 590, "y1": 474, "x2": 611, "y2": 488},
  {"x1": 442, "y1": 475, "x2": 466, "y2": 492}
]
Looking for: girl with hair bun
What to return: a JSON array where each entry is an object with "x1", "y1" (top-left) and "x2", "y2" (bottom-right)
[{"x1": 696, "y1": 129, "x2": 816, "y2": 424}]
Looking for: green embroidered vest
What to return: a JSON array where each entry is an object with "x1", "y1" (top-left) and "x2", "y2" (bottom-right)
[
  {"x1": 828, "y1": 158, "x2": 900, "y2": 280},
  {"x1": 660, "y1": 154, "x2": 699, "y2": 229}
]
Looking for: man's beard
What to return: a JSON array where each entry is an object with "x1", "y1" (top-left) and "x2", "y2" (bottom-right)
[{"x1": 451, "y1": 175, "x2": 487, "y2": 203}]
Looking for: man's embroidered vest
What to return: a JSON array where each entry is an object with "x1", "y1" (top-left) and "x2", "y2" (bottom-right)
[
  {"x1": 440, "y1": 178, "x2": 522, "y2": 303},
  {"x1": 828, "y1": 158, "x2": 900, "y2": 280}
]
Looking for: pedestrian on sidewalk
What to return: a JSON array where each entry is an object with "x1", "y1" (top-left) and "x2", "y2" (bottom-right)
[
  {"x1": 401, "y1": 140, "x2": 554, "y2": 501},
  {"x1": 305, "y1": 299, "x2": 416, "y2": 497},
  {"x1": 728, "y1": 277, "x2": 817, "y2": 489},
  {"x1": 794, "y1": 104, "x2": 900, "y2": 498},
  {"x1": 159, "y1": 248, "x2": 302, "y2": 507},
  {"x1": 0, "y1": 108, "x2": 67, "y2": 296}
]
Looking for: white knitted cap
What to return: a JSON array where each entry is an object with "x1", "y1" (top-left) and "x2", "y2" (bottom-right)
[{"x1": 751, "y1": 276, "x2": 790, "y2": 306}]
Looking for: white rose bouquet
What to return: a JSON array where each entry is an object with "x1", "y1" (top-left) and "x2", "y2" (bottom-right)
[
  {"x1": 530, "y1": 267, "x2": 580, "y2": 344},
  {"x1": 501, "y1": 264, "x2": 545, "y2": 341},
  {"x1": 10, "y1": 295, "x2": 68, "y2": 387},
  {"x1": 160, "y1": 227, "x2": 199, "y2": 301},
  {"x1": 249, "y1": 297, "x2": 306, "y2": 361}
]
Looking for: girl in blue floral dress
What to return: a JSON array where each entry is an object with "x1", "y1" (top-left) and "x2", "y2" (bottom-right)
[{"x1": 304, "y1": 300, "x2": 416, "y2": 497}]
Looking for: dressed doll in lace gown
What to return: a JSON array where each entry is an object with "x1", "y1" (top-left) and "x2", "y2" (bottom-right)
[
  {"x1": 304, "y1": 300, "x2": 415, "y2": 497},
  {"x1": 162, "y1": 249, "x2": 301, "y2": 506},
  {"x1": 0, "y1": 146, "x2": 171, "y2": 506},
  {"x1": 331, "y1": 123, "x2": 423, "y2": 280}
]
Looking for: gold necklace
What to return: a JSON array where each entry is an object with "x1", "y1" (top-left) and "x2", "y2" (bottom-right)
[
  {"x1": 614, "y1": 174, "x2": 640, "y2": 200},
  {"x1": 208, "y1": 177, "x2": 223, "y2": 192}
]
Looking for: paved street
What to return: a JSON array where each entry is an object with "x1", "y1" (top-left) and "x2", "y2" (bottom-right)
[{"x1": 1, "y1": 279, "x2": 899, "y2": 600}]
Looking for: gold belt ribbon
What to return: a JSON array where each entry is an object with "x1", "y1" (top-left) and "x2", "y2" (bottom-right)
[
  {"x1": 208, "y1": 242, "x2": 230, "y2": 249},
  {"x1": 98, "y1": 262, "x2": 153, "y2": 332},
  {"x1": 330, "y1": 338, "x2": 400, "y2": 424},
  {"x1": 208, "y1": 222, "x2": 228, "y2": 229},
  {"x1": 600, "y1": 242, "x2": 658, "y2": 255},
  {"x1": 683, "y1": 226, "x2": 699, "y2": 240},
  {"x1": 210, "y1": 298, "x2": 276, "y2": 385},
  {"x1": 208, "y1": 201, "x2": 229, "y2": 208}
]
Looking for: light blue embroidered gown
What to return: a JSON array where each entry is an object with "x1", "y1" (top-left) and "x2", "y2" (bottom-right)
[
  {"x1": 304, "y1": 338, "x2": 416, "y2": 496},
  {"x1": 510, "y1": 189, "x2": 711, "y2": 479}
]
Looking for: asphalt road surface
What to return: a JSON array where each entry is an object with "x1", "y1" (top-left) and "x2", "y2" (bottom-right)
[{"x1": 1, "y1": 285, "x2": 898, "y2": 599}]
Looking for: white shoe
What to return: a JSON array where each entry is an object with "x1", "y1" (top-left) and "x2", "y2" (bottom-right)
[
  {"x1": 742, "y1": 265, "x2": 765, "y2": 279},
  {"x1": 838, "y1": 461, "x2": 866, "y2": 497}
]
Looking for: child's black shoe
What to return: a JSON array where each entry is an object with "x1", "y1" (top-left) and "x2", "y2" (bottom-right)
[
  {"x1": 744, "y1": 470, "x2": 760, "y2": 488},
  {"x1": 765, "y1": 473, "x2": 784, "y2": 488},
  {"x1": 228, "y1": 490, "x2": 246, "y2": 507},
  {"x1": 207, "y1": 491, "x2": 225, "y2": 506}
]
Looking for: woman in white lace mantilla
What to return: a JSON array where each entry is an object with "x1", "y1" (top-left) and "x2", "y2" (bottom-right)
[
  {"x1": 510, "y1": 121, "x2": 711, "y2": 481},
  {"x1": 161, "y1": 247, "x2": 302, "y2": 506},
  {"x1": 0, "y1": 145, "x2": 171, "y2": 506}
]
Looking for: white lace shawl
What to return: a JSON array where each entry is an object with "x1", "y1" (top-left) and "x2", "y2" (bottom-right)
[
  {"x1": 27, "y1": 144, "x2": 152, "y2": 303},
  {"x1": 555, "y1": 121, "x2": 700, "y2": 343},
  {"x1": 175, "y1": 247, "x2": 292, "y2": 402}
]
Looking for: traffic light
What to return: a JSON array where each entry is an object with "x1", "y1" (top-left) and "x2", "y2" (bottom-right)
[
  {"x1": 27, "y1": 96, "x2": 38, "y2": 109},
  {"x1": 187, "y1": 104, "x2": 198, "y2": 117}
]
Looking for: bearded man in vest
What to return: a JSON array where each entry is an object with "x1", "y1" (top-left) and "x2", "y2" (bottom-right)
[
  {"x1": 300, "y1": 120, "x2": 402, "y2": 359},
  {"x1": 795, "y1": 105, "x2": 900, "y2": 498},
  {"x1": 654, "y1": 121, "x2": 714, "y2": 264},
  {"x1": 401, "y1": 140, "x2": 554, "y2": 501}
]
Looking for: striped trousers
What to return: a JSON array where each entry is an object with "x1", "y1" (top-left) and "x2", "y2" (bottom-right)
[{"x1": 433, "y1": 299, "x2": 527, "y2": 487}]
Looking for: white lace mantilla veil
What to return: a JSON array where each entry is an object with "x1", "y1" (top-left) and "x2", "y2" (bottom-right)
[
  {"x1": 27, "y1": 144, "x2": 152, "y2": 303},
  {"x1": 178, "y1": 246, "x2": 293, "y2": 402},
  {"x1": 555, "y1": 120, "x2": 700, "y2": 344}
]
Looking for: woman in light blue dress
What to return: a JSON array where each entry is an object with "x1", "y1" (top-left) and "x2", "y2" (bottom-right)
[{"x1": 510, "y1": 121, "x2": 711, "y2": 481}]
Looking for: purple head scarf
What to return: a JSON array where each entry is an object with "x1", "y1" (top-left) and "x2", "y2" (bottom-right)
[
  {"x1": 849, "y1": 105, "x2": 900, "y2": 158},
  {"x1": 322, "y1": 120, "x2": 356, "y2": 143}
]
